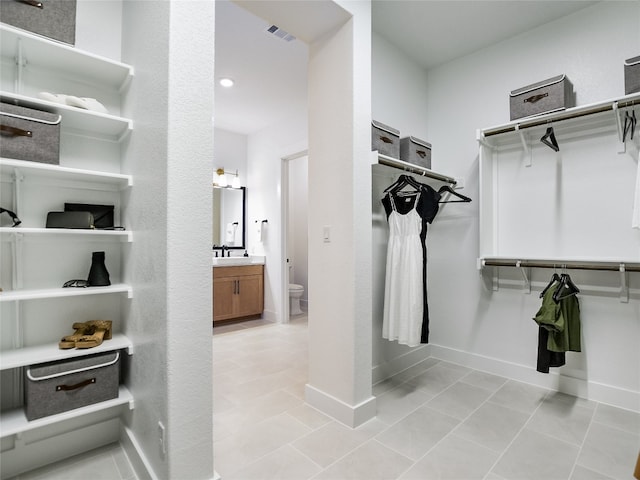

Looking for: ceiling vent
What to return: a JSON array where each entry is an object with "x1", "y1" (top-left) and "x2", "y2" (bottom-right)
[{"x1": 265, "y1": 24, "x2": 296, "y2": 43}]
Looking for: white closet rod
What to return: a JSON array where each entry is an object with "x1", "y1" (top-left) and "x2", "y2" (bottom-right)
[
  {"x1": 483, "y1": 97, "x2": 640, "y2": 137},
  {"x1": 482, "y1": 258, "x2": 640, "y2": 273},
  {"x1": 377, "y1": 154, "x2": 457, "y2": 185}
]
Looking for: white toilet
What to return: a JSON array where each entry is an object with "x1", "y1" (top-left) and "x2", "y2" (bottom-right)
[
  {"x1": 288, "y1": 264, "x2": 304, "y2": 315},
  {"x1": 289, "y1": 283, "x2": 304, "y2": 315}
]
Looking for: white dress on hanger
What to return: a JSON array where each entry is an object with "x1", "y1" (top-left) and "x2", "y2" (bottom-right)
[
  {"x1": 633, "y1": 149, "x2": 640, "y2": 229},
  {"x1": 383, "y1": 192, "x2": 424, "y2": 347}
]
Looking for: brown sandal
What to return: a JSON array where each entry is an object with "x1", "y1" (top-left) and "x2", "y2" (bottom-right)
[
  {"x1": 59, "y1": 322, "x2": 95, "y2": 349},
  {"x1": 75, "y1": 320, "x2": 112, "y2": 349}
]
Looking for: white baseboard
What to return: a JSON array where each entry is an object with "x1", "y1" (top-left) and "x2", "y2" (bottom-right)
[
  {"x1": 372, "y1": 344, "x2": 431, "y2": 385},
  {"x1": 305, "y1": 384, "x2": 376, "y2": 428},
  {"x1": 121, "y1": 426, "x2": 158, "y2": 480},
  {"x1": 429, "y1": 344, "x2": 640, "y2": 413}
]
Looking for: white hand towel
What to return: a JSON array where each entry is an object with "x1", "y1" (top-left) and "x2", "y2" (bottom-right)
[
  {"x1": 256, "y1": 222, "x2": 263, "y2": 243},
  {"x1": 633, "y1": 150, "x2": 640, "y2": 229},
  {"x1": 225, "y1": 223, "x2": 235, "y2": 243}
]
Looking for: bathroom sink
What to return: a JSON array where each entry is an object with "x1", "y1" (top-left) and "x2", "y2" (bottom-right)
[{"x1": 212, "y1": 256, "x2": 252, "y2": 266}]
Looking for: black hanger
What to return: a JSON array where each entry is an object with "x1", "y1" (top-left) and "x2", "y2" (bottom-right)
[
  {"x1": 540, "y1": 272, "x2": 561, "y2": 298},
  {"x1": 384, "y1": 174, "x2": 425, "y2": 194},
  {"x1": 541, "y1": 126, "x2": 560, "y2": 152},
  {"x1": 437, "y1": 185, "x2": 472, "y2": 203},
  {"x1": 623, "y1": 110, "x2": 637, "y2": 142},
  {"x1": 553, "y1": 273, "x2": 580, "y2": 302}
]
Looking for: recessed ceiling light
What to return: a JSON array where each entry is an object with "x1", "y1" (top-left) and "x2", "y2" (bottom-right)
[{"x1": 219, "y1": 78, "x2": 234, "y2": 88}]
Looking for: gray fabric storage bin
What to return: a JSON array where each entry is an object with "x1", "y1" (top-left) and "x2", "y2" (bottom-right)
[
  {"x1": 0, "y1": 102, "x2": 61, "y2": 165},
  {"x1": 372, "y1": 120, "x2": 400, "y2": 158},
  {"x1": 625, "y1": 56, "x2": 640, "y2": 94},
  {"x1": 25, "y1": 351, "x2": 120, "y2": 421},
  {"x1": 400, "y1": 136, "x2": 431, "y2": 169},
  {"x1": 510, "y1": 75, "x2": 574, "y2": 120},
  {"x1": 0, "y1": 0, "x2": 77, "y2": 45}
]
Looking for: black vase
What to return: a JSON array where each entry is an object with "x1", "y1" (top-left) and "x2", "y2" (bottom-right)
[{"x1": 87, "y1": 251, "x2": 111, "y2": 286}]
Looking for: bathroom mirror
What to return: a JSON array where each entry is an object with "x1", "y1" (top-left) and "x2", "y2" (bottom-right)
[{"x1": 212, "y1": 186, "x2": 246, "y2": 249}]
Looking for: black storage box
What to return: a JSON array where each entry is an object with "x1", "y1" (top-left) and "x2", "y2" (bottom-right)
[
  {"x1": 372, "y1": 120, "x2": 400, "y2": 158},
  {"x1": 625, "y1": 56, "x2": 640, "y2": 95},
  {"x1": 25, "y1": 351, "x2": 120, "y2": 421},
  {"x1": 400, "y1": 136, "x2": 431, "y2": 169},
  {"x1": 510, "y1": 75, "x2": 574, "y2": 120},
  {"x1": 0, "y1": 0, "x2": 77, "y2": 45},
  {"x1": 0, "y1": 102, "x2": 61, "y2": 165}
]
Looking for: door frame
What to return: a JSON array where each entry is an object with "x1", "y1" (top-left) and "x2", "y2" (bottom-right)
[{"x1": 280, "y1": 149, "x2": 308, "y2": 324}]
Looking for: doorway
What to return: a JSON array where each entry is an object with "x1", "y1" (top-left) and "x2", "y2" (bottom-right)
[{"x1": 281, "y1": 150, "x2": 308, "y2": 323}]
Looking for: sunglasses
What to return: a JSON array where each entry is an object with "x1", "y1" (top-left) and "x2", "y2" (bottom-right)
[
  {"x1": 0, "y1": 207, "x2": 21, "y2": 227},
  {"x1": 63, "y1": 279, "x2": 89, "y2": 288}
]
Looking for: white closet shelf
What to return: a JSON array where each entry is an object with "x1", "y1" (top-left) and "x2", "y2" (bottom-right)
[
  {"x1": 0, "y1": 334, "x2": 133, "y2": 371},
  {"x1": 0, "y1": 227, "x2": 132, "y2": 241},
  {"x1": 0, "y1": 25, "x2": 133, "y2": 91},
  {"x1": 0, "y1": 91, "x2": 133, "y2": 140},
  {"x1": 0, "y1": 385, "x2": 134, "y2": 438},
  {"x1": 376, "y1": 153, "x2": 458, "y2": 185},
  {"x1": 478, "y1": 92, "x2": 640, "y2": 150},
  {"x1": 0, "y1": 284, "x2": 133, "y2": 302},
  {"x1": 0, "y1": 158, "x2": 132, "y2": 188}
]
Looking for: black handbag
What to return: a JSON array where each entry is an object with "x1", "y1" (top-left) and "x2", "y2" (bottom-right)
[
  {"x1": 46, "y1": 211, "x2": 94, "y2": 229},
  {"x1": 64, "y1": 203, "x2": 114, "y2": 229}
]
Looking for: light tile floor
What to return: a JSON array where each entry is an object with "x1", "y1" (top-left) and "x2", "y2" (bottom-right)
[
  {"x1": 13, "y1": 316, "x2": 639, "y2": 479},
  {"x1": 213, "y1": 315, "x2": 640, "y2": 480},
  {"x1": 9, "y1": 442, "x2": 137, "y2": 480}
]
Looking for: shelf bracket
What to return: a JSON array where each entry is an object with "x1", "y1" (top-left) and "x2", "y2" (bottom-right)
[
  {"x1": 515, "y1": 124, "x2": 532, "y2": 167},
  {"x1": 619, "y1": 263, "x2": 629, "y2": 303},
  {"x1": 516, "y1": 260, "x2": 531, "y2": 294}
]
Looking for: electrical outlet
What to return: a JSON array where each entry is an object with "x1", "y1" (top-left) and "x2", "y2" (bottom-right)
[{"x1": 158, "y1": 421, "x2": 166, "y2": 455}]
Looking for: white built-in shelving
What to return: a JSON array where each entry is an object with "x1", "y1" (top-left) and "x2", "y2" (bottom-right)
[
  {"x1": 477, "y1": 92, "x2": 640, "y2": 299},
  {"x1": 0, "y1": 385, "x2": 134, "y2": 438},
  {"x1": 0, "y1": 23, "x2": 136, "y2": 440}
]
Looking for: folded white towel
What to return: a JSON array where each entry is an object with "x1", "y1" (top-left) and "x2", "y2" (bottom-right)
[{"x1": 65, "y1": 95, "x2": 109, "y2": 114}]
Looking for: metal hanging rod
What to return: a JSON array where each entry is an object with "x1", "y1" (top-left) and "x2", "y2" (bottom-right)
[
  {"x1": 481, "y1": 257, "x2": 640, "y2": 273},
  {"x1": 482, "y1": 95, "x2": 640, "y2": 137},
  {"x1": 377, "y1": 154, "x2": 457, "y2": 185}
]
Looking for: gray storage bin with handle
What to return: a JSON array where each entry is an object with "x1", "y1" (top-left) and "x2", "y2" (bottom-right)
[
  {"x1": 400, "y1": 136, "x2": 432, "y2": 169},
  {"x1": 0, "y1": 102, "x2": 61, "y2": 165},
  {"x1": 509, "y1": 74, "x2": 574, "y2": 120},
  {"x1": 24, "y1": 351, "x2": 120, "y2": 421},
  {"x1": 625, "y1": 55, "x2": 640, "y2": 95},
  {"x1": 0, "y1": 0, "x2": 77, "y2": 45},
  {"x1": 372, "y1": 120, "x2": 400, "y2": 159}
]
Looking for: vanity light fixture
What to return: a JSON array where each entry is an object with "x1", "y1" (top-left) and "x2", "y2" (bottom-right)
[
  {"x1": 214, "y1": 168, "x2": 241, "y2": 188},
  {"x1": 219, "y1": 78, "x2": 234, "y2": 88}
]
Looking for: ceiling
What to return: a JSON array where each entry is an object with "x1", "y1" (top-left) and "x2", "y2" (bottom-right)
[{"x1": 214, "y1": 0, "x2": 599, "y2": 136}]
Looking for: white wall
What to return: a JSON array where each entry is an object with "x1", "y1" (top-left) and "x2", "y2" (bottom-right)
[
  {"x1": 246, "y1": 113, "x2": 308, "y2": 322},
  {"x1": 305, "y1": 0, "x2": 375, "y2": 427},
  {"x1": 121, "y1": 1, "x2": 214, "y2": 479},
  {"x1": 214, "y1": 128, "x2": 247, "y2": 185},
  {"x1": 373, "y1": 1, "x2": 640, "y2": 411}
]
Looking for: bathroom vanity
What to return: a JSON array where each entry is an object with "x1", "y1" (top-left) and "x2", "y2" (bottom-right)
[{"x1": 212, "y1": 257, "x2": 264, "y2": 323}]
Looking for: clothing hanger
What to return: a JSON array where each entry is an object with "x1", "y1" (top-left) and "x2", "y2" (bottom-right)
[
  {"x1": 437, "y1": 185, "x2": 472, "y2": 203},
  {"x1": 540, "y1": 270, "x2": 561, "y2": 298},
  {"x1": 623, "y1": 110, "x2": 636, "y2": 142},
  {"x1": 540, "y1": 125, "x2": 560, "y2": 152},
  {"x1": 553, "y1": 272, "x2": 580, "y2": 302},
  {"x1": 383, "y1": 174, "x2": 425, "y2": 194}
]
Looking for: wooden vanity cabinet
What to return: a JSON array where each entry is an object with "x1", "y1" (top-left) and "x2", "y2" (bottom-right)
[{"x1": 213, "y1": 265, "x2": 264, "y2": 322}]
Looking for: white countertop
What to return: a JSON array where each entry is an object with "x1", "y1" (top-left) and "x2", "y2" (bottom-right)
[{"x1": 212, "y1": 255, "x2": 265, "y2": 267}]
